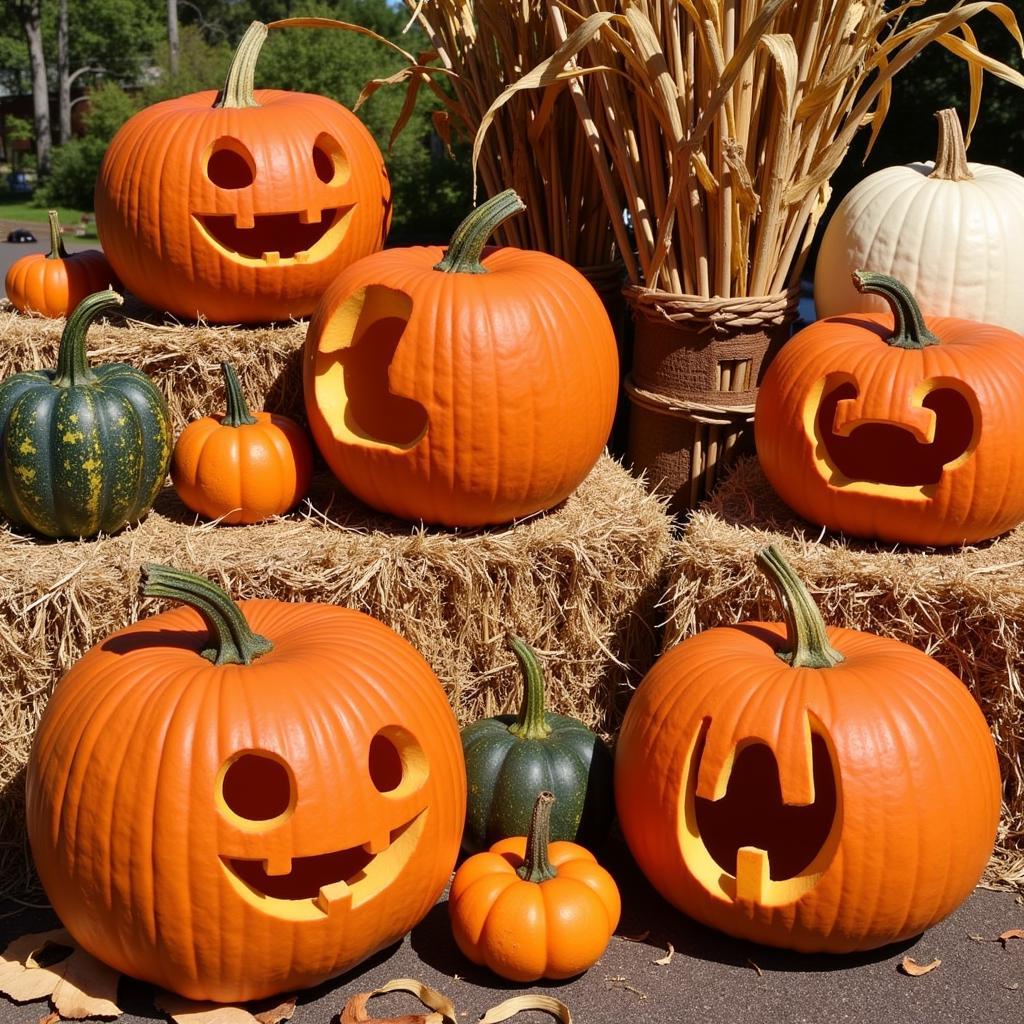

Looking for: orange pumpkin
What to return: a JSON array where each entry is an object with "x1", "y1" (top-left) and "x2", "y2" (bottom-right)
[
  {"x1": 755, "y1": 271, "x2": 1024, "y2": 545},
  {"x1": 172, "y1": 362, "x2": 313, "y2": 523},
  {"x1": 5, "y1": 210, "x2": 115, "y2": 317},
  {"x1": 615, "y1": 546, "x2": 1000, "y2": 953},
  {"x1": 448, "y1": 791, "x2": 620, "y2": 982},
  {"x1": 304, "y1": 189, "x2": 619, "y2": 526},
  {"x1": 25, "y1": 565, "x2": 465, "y2": 1002},
  {"x1": 94, "y1": 21, "x2": 390, "y2": 324}
]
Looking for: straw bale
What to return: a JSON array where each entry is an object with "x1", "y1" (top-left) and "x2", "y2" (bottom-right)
[
  {"x1": 0, "y1": 455, "x2": 672, "y2": 896},
  {"x1": 0, "y1": 302, "x2": 307, "y2": 436},
  {"x1": 664, "y1": 456, "x2": 1024, "y2": 887}
]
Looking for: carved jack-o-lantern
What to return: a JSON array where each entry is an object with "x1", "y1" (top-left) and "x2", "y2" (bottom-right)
[
  {"x1": 95, "y1": 22, "x2": 391, "y2": 324},
  {"x1": 25, "y1": 566, "x2": 465, "y2": 1002},
  {"x1": 615, "y1": 547, "x2": 1000, "y2": 953},
  {"x1": 756, "y1": 271, "x2": 1024, "y2": 546}
]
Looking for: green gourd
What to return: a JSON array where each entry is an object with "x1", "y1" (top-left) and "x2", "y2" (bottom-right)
[
  {"x1": 461, "y1": 637, "x2": 614, "y2": 854},
  {"x1": 0, "y1": 289, "x2": 172, "y2": 538}
]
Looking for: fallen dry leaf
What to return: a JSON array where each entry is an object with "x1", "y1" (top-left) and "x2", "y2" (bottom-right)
[
  {"x1": 999, "y1": 930, "x2": 1024, "y2": 947},
  {"x1": 745, "y1": 958, "x2": 763, "y2": 978},
  {"x1": 0, "y1": 929, "x2": 121, "y2": 1018},
  {"x1": 478, "y1": 994, "x2": 572, "y2": 1023},
  {"x1": 603, "y1": 977, "x2": 647, "y2": 1001},
  {"x1": 339, "y1": 978, "x2": 456, "y2": 1024},
  {"x1": 156, "y1": 994, "x2": 273, "y2": 1024},
  {"x1": 652, "y1": 943, "x2": 674, "y2": 966},
  {"x1": 252, "y1": 996, "x2": 297, "y2": 1024},
  {"x1": 620, "y1": 931, "x2": 650, "y2": 944},
  {"x1": 899, "y1": 957, "x2": 941, "y2": 977}
]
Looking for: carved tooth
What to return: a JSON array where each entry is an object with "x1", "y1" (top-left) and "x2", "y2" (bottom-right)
[
  {"x1": 299, "y1": 208, "x2": 322, "y2": 225},
  {"x1": 234, "y1": 211, "x2": 255, "y2": 230},
  {"x1": 263, "y1": 853, "x2": 292, "y2": 877},
  {"x1": 294, "y1": 251, "x2": 310, "y2": 264},
  {"x1": 262, "y1": 252, "x2": 281, "y2": 265},
  {"x1": 362, "y1": 831, "x2": 390, "y2": 855},
  {"x1": 735, "y1": 846, "x2": 770, "y2": 904},
  {"x1": 314, "y1": 880, "x2": 352, "y2": 915}
]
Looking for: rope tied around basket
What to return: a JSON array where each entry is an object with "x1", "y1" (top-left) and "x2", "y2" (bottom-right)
[
  {"x1": 624, "y1": 285, "x2": 800, "y2": 335},
  {"x1": 624, "y1": 376, "x2": 756, "y2": 425}
]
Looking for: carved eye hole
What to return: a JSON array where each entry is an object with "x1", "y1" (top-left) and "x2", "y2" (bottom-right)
[
  {"x1": 369, "y1": 726, "x2": 427, "y2": 795},
  {"x1": 312, "y1": 133, "x2": 350, "y2": 186},
  {"x1": 221, "y1": 752, "x2": 292, "y2": 821},
  {"x1": 207, "y1": 138, "x2": 256, "y2": 189}
]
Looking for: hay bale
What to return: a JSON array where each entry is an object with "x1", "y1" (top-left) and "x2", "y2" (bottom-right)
[
  {"x1": 664, "y1": 456, "x2": 1024, "y2": 886},
  {"x1": 0, "y1": 454, "x2": 672, "y2": 896},
  {"x1": 0, "y1": 302, "x2": 307, "y2": 435}
]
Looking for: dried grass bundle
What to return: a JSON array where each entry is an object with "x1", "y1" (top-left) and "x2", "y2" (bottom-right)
[{"x1": 474, "y1": 0, "x2": 1024, "y2": 294}]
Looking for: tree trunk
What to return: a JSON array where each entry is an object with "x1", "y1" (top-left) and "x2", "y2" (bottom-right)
[
  {"x1": 20, "y1": 0, "x2": 51, "y2": 175},
  {"x1": 167, "y1": 0, "x2": 179, "y2": 75},
  {"x1": 58, "y1": 0, "x2": 71, "y2": 145}
]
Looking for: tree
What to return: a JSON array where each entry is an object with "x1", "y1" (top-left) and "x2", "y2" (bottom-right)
[
  {"x1": 3, "y1": 0, "x2": 51, "y2": 174},
  {"x1": 57, "y1": 0, "x2": 69, "y2": 143},
  {"x1": 167, "y1": 0, "x2": 179, "y2": 75}
]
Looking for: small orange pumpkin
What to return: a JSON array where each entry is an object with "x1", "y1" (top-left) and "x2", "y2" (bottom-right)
[
  {"x1": 304, "y1": 189, "x2": 619, "y2": 526},
  {"x1": 172, "y1": 362, "x2": 313, "y2": 523},
  {"x1": 755, "y1": 271, "x2": 1024, "y2": 545},
  {"x1": 448, "y1": 791, "x2": 621, "y2": 982},
  {"x1": 615, "y1": 546, "x2": 1000, "y2": 953},
  {"x1": 5, "y1": 210, "x2": 115, "y2": 317},
  {"x1": 95, "y1": 21, "x2": 390, "y2": 324}
]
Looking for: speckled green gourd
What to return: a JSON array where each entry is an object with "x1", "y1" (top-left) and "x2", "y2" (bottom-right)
[
  {"x1": 0, "y1": 289, "x2": 172, "y2": 538},
  {"x1": 460, "y1": 637, "x2": 614, "y2": 854}
]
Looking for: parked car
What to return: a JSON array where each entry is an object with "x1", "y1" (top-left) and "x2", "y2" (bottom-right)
[{"x1": 6, "y1": 229, "x2": 37, "y2": 243}]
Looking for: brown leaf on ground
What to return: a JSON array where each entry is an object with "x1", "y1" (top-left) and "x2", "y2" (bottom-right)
[
  {"x1": 603, "y1": 977, "x2": 647, "y2": 1001},
  {"x1": 252, "y1": 996, "x2": 297, "y2": 1024},
  {"x1": 999, "y1": 929, "x2": 1024, "y2": 947},
  {"x1": 899, "y1": 957, "x2": 941, "y2": 976},
  {"x1": 339, "y1": 978, "x2": 456, "y2": 1024},
  {"x1": 745, "y1": 958, "x2": 764, "y2": 978},
  {"x1": 619, "y1": 931, "x2": 650, "y2": 944},
  {"x1": 652, "y1": 943, "x2": 674, "y2": 966},
  {"x1": 0, "y1": 929, "x2": 121, "y2": 1018},
  {"x1": 479, "y1": 994, "x2": 573, "y2": 1023},
  {"x1": 157, "y1": 993, "x2": 300, "y2": 1024}
]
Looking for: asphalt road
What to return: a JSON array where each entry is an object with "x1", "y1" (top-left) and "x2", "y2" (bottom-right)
[
  {"x1": 2, "y1": 834, "x2": 1022, "y2": 1024},
  {"x1": 0, "y1": 219, "x2": 100, "y2": 280}
]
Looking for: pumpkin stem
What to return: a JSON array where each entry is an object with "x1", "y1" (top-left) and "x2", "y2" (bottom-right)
[
  {"x1": 221, "y1": 362, "x2": 258, "y2": 427},
  {"x1": 214, "y1": 21, "x2": 267, "y2": 109},
  {"x1": 756, "y1": 546, "x2": 844, "y2": 670},
  {"x1": 517, "y1": 791, "x2": 558, "y2": 883},
  {"x1": 433, "y1": 189, "x2": 526, "y2": 275},
  {"x1": 54, "y1": 289, "x2": 123, "y2": 387},
  {"x1": 46, "y1": 210, "x2": 69, "y2": 260},
  {"x1": 507, "y1": 637, "x2": 552, "y2": 740},
  {"x1": 851, "y1": 271, "x2": 939, "y2": 350},
  {"x1": 930, "y1": 108, "x2": 973, "y2": 182},
  {"x1": 140, "y1": 564, "x2": 273, "y2": 666}
]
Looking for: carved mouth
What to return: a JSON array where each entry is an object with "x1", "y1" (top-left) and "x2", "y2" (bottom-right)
[
  {"x1": 221, "y1": 810, "x2": 425, "y2": 919},
  {"x1": 193, "y1": 206, "x2": 353, "y2": 265}
]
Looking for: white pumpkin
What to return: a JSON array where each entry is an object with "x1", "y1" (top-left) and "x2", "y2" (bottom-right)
[{"x1": 814, "y1": 109, "x2": 1024, "y2": 332}]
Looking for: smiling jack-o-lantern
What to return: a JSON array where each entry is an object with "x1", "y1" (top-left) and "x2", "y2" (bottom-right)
[
  {"x1": 94, "y1": 21, "x2": 391, "y2": 324},
  {"x1": 756, "y1": 271, "x2": 1024, "y2": 545},
  {"x1": 615, "y1": 547, "x2": 1000, "y2": 953},
  {"x1": 25, "y1": 566, "x2": 464, "y2": 1002}
]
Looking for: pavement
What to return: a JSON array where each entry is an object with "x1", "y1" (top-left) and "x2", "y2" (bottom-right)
[
  {"x1": 0, "y1": 218, "x2": 100, "y2": 280},
  {"x1": 2, "y1": 833, "x2": 1022, "y2": 1024}
]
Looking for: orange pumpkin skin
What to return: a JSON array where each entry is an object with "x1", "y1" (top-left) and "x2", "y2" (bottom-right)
[
  {"x1": 26, "y1": 568, "x2": 465, "y2": 1002},
  {"x1": 94, "y1": 24, "x2": 390, "y2": 324},
  {"x1": 756, "y1": 272, "x2": 1024, "y2": 545},
  {"x1": 448, "y1": 793, "x2": 621, "y2": 981},
  {"x1": 5, "y1": 210, "x2": 115, "y2": 318},
  {"x1": 172, "y1": 363, "x2": 313, "y2": 523},
  {"x1": 303, "y1": 191, "x2": 618, "y2": 526},
  {"x1": 615, "y1": 548, "x2": 1001, "y2": 954}
]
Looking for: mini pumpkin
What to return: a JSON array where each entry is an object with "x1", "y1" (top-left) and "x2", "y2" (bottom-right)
[
  {"x1": 815, "y1": 109, "x2": 1024, "y2": 332},
  {"x1": 25, "y1": 565, "x2": 466, "y2": 1002},
  {"x1": 449, "y1": 791, "x2": 621, "y2": 981},
  {"x1": 303, "y1": 189, "x2": 619, "y2": 526},
  {"x1": 0, "y1": 289, "x2": 171, "y2": 538},
  {"x1": 460, "y1": 638, "x2": 613, "y2": 854},
  {"x1": 615, "y1": 546, "x2": 1000, "y2": 953},
  {"x1": 5, "y1": 210, "x2": 115, "y2": 318},
  {"x1": 95, "y1": 21, "x2": 390, "y2": 324},
  {"x1": 755, "y1": 270, "x2": 1024, "y2": 545},
  {"x1": 172, "y1": 361, "x2": 313, "y2": 523}
]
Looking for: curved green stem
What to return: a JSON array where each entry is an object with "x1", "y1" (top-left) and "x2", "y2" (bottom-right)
[
  {"x1": 930, "y1": 108, "x2": 973, "y2": 182},
  {"x1": 507, "y1": 637, "x2": 552, "y2": 740},
  {"x1": 220, "y1": 362, "x2": 258, "y2": 427},
  {"x1": 433, "y1": 189, "x2": 525, "y2": 274},
  {"x1": 46, "y1": 210, "x2": 68, "y2": 260},
  {"x1": 516, "y1": 791, "x2": 558, "y2": 883},
  {"x1": 54, "y1": 289, "x2": 123, "y2": 387},
  {"x1": 214, "y1": 21, "x2": 267, "y2": 109},
  {"x1": 852, "y1": 271, "x2": 939, "y2": 350},
  {"x1": 755, "y1": 546, "x2": 844, "y2": 669},
  {"x1": 141, "y1": 564, "x2": 273, "y2": 666}
]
